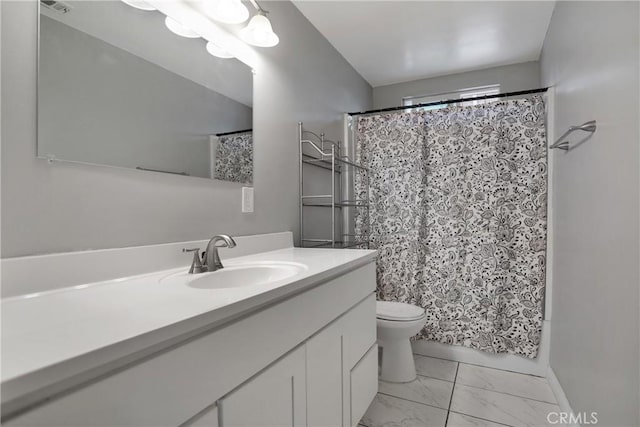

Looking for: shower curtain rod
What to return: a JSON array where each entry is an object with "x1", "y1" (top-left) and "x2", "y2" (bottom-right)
[
  {"x1": 347, "y1": 87, "x2": 549, "y2": 116},
  {"x1": 215, "y1": 128, "x2": 252, "y2": 137}
]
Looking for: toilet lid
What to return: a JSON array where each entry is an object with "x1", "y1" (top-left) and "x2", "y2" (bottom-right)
[{"x1": 376, "y1": 301, "x2": 425, "y2": 321}]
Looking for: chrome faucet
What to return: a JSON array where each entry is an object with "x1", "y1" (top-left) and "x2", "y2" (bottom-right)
[
  {"x1": 183, "y1": 234, "x2": 237, "y2": 274},
  {"x1": 204, "y1": 234, "x2": 236, "y2": 272}
]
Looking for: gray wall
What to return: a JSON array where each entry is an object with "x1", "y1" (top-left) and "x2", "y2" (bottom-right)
[
  {"x1": 1, "y1": 0, "x2": 372, "y2": 257},
  {"x1": 372, "y1": 61, "x2": 540, "y2": 109},
  {"x1": 541, "y1": 2, "x2": 639, "y2": 426},
  {"x1": 39, "y1": 16, "x2": 252, "y2": 179}
]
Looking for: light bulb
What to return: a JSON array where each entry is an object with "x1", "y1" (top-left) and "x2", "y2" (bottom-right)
[
  {"x1": 206, "y1": 41, "x2": 234, "y2": 59},
  {"x1": 164, "y1": 16, "x2": 200, "y2": 39},
  {"x1": 205, "y1": 0, "x2": 249, "y2": 24},
  {"x1": 121, "y1": 0, "x2": 156, "y2": 11},
  {"x1": 239, "y1": 13, "x2": 279, "y2": 47}
]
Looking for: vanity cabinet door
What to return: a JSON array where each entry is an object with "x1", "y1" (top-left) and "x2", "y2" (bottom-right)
[
  {"x1": 341, "y1": 294, "x2": 377, "y2": 426},
  {"x1": 218, "y1": 345, "x2": 306, "y2": 427},
  {"x1": 307, "y1": 294, "x2": 378, "y2": 427},
  {"x1": 306, "y1": 314, "x2": 345, "y2": 427}
]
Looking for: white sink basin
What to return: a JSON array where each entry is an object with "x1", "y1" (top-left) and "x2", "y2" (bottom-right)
[{"x1": 161, "y1": 262, "x2": 307, "y2": 290}]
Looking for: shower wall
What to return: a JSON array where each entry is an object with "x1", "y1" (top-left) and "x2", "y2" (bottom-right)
[{"x1": 541, "y1": 2, "x2": 640, "y2": 426}]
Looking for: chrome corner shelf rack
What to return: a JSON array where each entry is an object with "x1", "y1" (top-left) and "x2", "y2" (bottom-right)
[{"x1": 298, "y1": 122, "x2": 370, "y2": 249}]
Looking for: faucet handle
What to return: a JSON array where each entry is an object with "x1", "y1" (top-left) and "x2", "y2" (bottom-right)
[{"x1": 183, "y1": 248, "x2": 205, "y2": 274}]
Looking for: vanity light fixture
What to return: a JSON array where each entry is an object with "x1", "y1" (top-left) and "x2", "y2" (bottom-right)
[
  {"x1": 165, "y1": 16, "x2": 200, "y2": 38},
  {"x1": 121, "y1": 0, "x2": 256, "y2": 59},
  {"x1": 205, "y1": 0, "x2": 249, "y2": 24},
  {"x1": 206, "y1": 41, "x2": 234, "y2": 58},
  {"x1": 121, "y1": 0, "x2": 156, "y2": 11},
  {"x1": 240, "y1": 7, "x2": 279, "y2": 47}
]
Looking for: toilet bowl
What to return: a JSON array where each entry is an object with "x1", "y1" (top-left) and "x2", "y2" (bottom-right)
[{"x1": 376, "y1": 301, "x2": 426, "y2": 383}]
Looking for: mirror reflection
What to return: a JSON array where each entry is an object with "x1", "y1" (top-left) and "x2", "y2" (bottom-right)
[{"x1": 38, "y1": 0, "x2": 253, "y2": 182}]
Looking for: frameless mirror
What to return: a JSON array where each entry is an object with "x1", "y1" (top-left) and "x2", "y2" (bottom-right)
[{"x1": 38, "y1": 0, "x2": 253, "y2": 183}]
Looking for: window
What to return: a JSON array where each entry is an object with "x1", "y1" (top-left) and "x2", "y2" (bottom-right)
[
  {"x1": 458, "y1": 86, "x2": 501, "y2": 105},
  {"x1": 402, "y1": 84, "x2": 501, "y2": 110}
]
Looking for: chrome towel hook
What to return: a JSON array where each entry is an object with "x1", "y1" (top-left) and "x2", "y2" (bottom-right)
[{"x1": 550, "y1": 120, "x2": 597, "y2": 151}]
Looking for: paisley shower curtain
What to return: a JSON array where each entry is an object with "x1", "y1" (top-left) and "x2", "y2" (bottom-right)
[{"x1": 355, "y1": 96, "x2": 547, "y2": 358}]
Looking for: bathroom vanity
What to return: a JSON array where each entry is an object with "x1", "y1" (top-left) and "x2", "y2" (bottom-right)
[{"x1": 1, "y1": 233, "x2": 378, "y2": 426}]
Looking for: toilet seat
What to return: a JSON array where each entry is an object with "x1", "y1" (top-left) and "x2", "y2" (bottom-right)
[{"x1": 376, "y1": 301, "x2": 425, "y2": 322}]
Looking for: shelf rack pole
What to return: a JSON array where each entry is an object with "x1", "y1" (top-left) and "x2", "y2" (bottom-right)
[
  {"x1": 338, "y1": 139, "x2": 343, "y2": 247},
  {"x1": 298, "y1": 122, "x2": 304, "y2": 247},
  {"x1": 366, "y1": 143, "x2": 370, "y2": 249},
  {"x1": 331, "y1": 143, "x2": 335, "y2": 248}
]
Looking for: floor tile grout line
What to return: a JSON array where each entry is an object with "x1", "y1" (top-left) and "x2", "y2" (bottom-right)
[
  {"x1": 448, "y1": 410, "x2": 516, "y2": 427},
  {"x1": 413, "y1": 352, "x2": 547, "y2": 379},
  {"x1": 415, "y1": 372, "x2": 455, "y2": 384},
  {"x1": 451, "y1": 358, "x2": 547, "y2": 379},
  {"x1": 412, "y1": 354, "x2": 458, "y2": 383},
  {"x1": 412, "y1": 352, "x2": 463, "y2": 365},
  {"x1": 381, "y1": 368, "x2": 456, "y2": 384},
  {"x1": 376, "y1": 391, "x2": 451, "y2": 411},
  {"x1": 444, "y1": 362, "x2": 460, "y2": 427},
  {"x1": 414, "y1": 354, "x2": 556, "y2": 403},
  {"x1": 369, "y1": 354, "x2": 557, "y2": 427},
  {"x1": 453, "y1": 382, "x2": 559, "y2": 406}
]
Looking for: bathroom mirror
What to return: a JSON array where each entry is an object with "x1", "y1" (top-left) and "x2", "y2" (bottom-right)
[{"x1": 37, "y1": 1, "x2": 253, "y2": 183}]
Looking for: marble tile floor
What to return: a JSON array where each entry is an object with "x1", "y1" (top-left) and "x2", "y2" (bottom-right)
[{"x1": 360, "y1": 354, "x2": 560, "y2": 427}]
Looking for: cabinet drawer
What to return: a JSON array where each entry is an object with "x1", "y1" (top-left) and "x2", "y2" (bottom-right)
[{"x1": 350, "y1": 344, "x2": 378, "y2": 427}]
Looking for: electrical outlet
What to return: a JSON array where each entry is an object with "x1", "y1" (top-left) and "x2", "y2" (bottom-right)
[{"x1": 242, "y1": 187, "x2": 254, "y2": 213}]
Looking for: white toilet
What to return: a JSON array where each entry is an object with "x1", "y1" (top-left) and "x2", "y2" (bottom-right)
[{"x1": 376, "y1": 301, "x2": 426, "y2": 383}]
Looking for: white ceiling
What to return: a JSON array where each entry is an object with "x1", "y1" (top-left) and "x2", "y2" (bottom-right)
[{"x1": 293, "y1": 1, "x2": 556, "y2": 87}]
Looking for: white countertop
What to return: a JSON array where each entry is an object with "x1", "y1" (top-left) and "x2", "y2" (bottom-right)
[{"x1": 1, "y1": 247, "x2": 376, "y2": 407}]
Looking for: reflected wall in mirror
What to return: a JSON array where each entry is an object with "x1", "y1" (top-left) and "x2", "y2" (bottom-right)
[{"x1": 38, "y1": 1, "x2": 253, "y2": 182}]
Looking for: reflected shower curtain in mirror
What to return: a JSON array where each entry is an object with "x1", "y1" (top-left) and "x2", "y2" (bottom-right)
[
  {"x1": 214, "y1": 131, "x2": 254, "y2": 184},
  {"x1": 355, "y1": 96, "x2": 547, "y2": 357}
]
